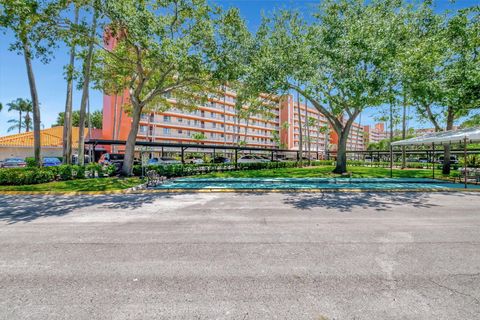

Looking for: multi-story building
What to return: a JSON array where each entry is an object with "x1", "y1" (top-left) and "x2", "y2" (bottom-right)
[
  {"x1": 102, "y1": 89, "x2": 367, "y2": 157},
  {"x1": 103, "y1": 88, "x2": 281, "y2": 150},
  {"x1": 414, "y1": 126, "x2": 459, "y2": 136},
  {"x1": 363, "y1": 123, "x2": 388, "y2": 146}
]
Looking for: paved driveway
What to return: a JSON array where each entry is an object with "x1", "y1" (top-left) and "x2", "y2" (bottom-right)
[{"x1": 0, "y1": 192, "x2": 479, "y2": 319}]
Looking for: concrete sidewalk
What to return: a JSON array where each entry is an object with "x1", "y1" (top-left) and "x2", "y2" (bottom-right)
[{"x1": 0, "y1": 192, "x2": 479, "y2": 319}]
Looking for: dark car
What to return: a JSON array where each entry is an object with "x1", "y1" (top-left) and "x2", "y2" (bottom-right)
[
  {"x1": 42, "y1": 157, "x2": 61, "y2": 167},
  {"x1": 212, "y1": 156, "x2": 231, "y2": 163},
  {"x1": 99, "y1": 153, "x2": 137, "y2": 172},
  {"x1": 99, "y1": 153, "x2": 124, "y2": 165},
  {"x1": 1, "y1": 158, "x2": 26, "y2": 168},
  {"x1": 437, "y1": 156, "x2": 459, "y2": 164}
]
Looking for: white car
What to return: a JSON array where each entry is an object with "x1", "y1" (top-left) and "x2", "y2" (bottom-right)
[
  {"x1": 237, "y1": 155, "x2": 270, "y2": 163},
  {"x1": 185, "y1": 156, "x2": 204, "y2": 164}
]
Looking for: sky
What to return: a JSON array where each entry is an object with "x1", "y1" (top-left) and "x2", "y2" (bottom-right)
[{"x1": 0, "y1": 0, "x2": 477, "y2": 136}]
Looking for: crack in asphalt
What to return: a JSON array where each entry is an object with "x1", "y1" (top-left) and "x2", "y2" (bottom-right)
[{"x1": 429, "y1": 279, "x2": 480, "y2": 305}]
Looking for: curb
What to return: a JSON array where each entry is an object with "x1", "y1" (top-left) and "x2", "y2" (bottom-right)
[{"x1": 0, "y1": 187, "x2": 479, "y2": 195}]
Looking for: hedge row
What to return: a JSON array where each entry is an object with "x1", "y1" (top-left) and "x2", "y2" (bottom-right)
[
  {"x1": 134, "y1": 160, "x2": 329, "y2": 178},
  {"x1": 0, "y1": 164, "x2": 116, "y2": 186}
]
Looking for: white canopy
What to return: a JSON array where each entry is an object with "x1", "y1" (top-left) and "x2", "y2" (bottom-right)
[{"x1": 391, "y1": 127, "x2": 480, "y2": 146}]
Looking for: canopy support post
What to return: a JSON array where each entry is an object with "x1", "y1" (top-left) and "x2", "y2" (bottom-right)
[
  {"x1": 432, "y1": 143, "x2": 435, "y2": 179},
  {"x1": 389, "y1": 145, "x2": 393, "y2": 178},
  {"x1": 464, "y1": 137, "x2": 468, "y2": 189}
]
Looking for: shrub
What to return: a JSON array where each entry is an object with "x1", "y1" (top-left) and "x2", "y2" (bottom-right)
[
  {"x1": 0, "y1": 168, "x2": 55, "y2": 185},
  {"x1": 25, "y1": 157, "x2": 37, "y2": 168},
  {"x1": 103, "y1": 164, "x2": 117, "y2": 177},
  {"x1": 86, "y1": 162, "x2": 102, "y2": 178},
  {"x1": 58, "y1": 165, "x2": 74, "y2": 180}
]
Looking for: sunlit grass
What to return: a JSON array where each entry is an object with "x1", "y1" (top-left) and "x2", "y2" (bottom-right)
[
  {"x1": 196, "y1": 165, "x2": 450, "y2": 179},
  {"x1": 0, "y1": 177, "x2": 143, "y2": 192}
]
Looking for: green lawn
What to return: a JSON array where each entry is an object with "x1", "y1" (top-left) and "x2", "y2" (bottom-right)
[
  {"x1": 0, "y1": 177, "x2": 143, "y2": 192},
  {"x1": 196, "y1": 165, "x2": 451, "y2": 179}
]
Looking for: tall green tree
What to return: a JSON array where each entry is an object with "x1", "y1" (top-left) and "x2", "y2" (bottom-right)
[
  {"x1": 263, "y1": 1, "x2": 403, "y2": 173},
  {"x1": 211, "y1": 8, "x2": 278, "y2": 147},
  {"x1": 53, "y1": 110, "x2": 102, "y2": 128},
  {"x1": 0, "y1": 0, "x2": 61, "y2": 165},
  {"x1": 93, "y1": 0, "x2": 215, "y2": 175},
  {"x1": 5, "y1": 98, "x2": 33, "y2": 133},
  {"x1": 400, "y1": 4, "x2": 480, "y2": 174}
]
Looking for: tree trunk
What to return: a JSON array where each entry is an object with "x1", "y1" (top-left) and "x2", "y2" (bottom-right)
[
  {"x1": 22, "y1": 40, "x2": 41, "y2": 165},
  {"x1": 401, "y1": 92, "x2": 407, "y2": 169},
  {"x1": 121, "y1": 103, "x2": 142, "y2": 176},
  {"x1": 62, "y1": 6, "x2": 79, "y2": 164},
  {"x1": 63, "y1": 6, "x2": 79, "y2": 164},
  {"x1": 389, "y1": 97, "x2": 394, "y2": 171},
  {"x1": 442, "y1": 106, "x2": 455, "y2": 175},
  {"x1": 111, "y1": 94, "x2": 118, "y2": 153},
  {"x1": 296, "y1": 90, "x2": 303, "y2": 166},
  {"x1": 25, "y1": 112, "x2": 31, "y2": 132},
  {"x1": 78, "y1": 10, "x2": 97, "y2": 166},
  {"x1": 333, "y1": 130, "x2": 348, "y2": 174},
  {"x1": 18, "y1": 110, "x2": 22, "y2": 133},
  {"x1": 304, "y1": 98, "x2": 310, "y2": 163}
]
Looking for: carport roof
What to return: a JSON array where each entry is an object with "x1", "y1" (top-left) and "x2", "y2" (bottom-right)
[{"x1": 391, "y1": 127, "x2": 480, "y2": 146}]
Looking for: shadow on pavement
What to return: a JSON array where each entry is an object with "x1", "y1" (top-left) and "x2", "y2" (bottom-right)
[
  {"x1": 0, "y1": 193, "x2": 176, "y2": 224},
  {"x1": 282, "y1": 192, "x2": 450, "y2": 212}
]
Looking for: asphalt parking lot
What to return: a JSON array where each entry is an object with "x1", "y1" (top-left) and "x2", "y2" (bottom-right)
[{"x1": 0, "y1": 192, "x2": 479, "y2": 319}]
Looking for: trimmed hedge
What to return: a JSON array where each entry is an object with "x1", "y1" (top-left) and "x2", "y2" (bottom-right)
[
  {"x1": 134, "y1": 161, "x2": 328, "y2": 178},
  {"x1": 0, "y1": 164, "x2": 116, "y2": 186}
]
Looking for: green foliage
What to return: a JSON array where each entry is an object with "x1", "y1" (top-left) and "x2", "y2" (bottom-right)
[
  {"x1": 134, "y1": 161, "x2": 331, "y2": 179},
  {"x1": 0, "y1": 177, "x2": 142, "y2": 192},
  {"x1": 4, "y1": 98, "x2": 33, "y2": 133},
  {"x1": 52, "y1": 110, "x2": 103, "y2": 129},
  {"x1": 460, "y1": 114, "x2": 480, "y2": 128},
  {"x1": 58, "y1": 164, "x2": 74, "y2": 180},
  {"x1": 0, "y1": 168, "x2": 55, "y2": 185},
  {"x1": 92, "y1": 0, "x2": 217, "y2": 175},
  {"x1": 0, "y1": 163, "x2": 116, "y2": 186},
  {"x1": 25, "y1": 157, "x2": 37, "y2": 167}
]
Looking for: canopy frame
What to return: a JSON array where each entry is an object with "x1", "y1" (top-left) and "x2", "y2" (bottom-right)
[{"x1": 391, "y1": 127, "x2": 480, "y2": 189}]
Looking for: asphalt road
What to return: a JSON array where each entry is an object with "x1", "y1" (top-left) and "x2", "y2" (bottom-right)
[{"x1": 0, "y1": 192, "x2": 479, "y2": 320}]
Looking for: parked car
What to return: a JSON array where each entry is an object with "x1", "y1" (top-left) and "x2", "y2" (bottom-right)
[
  {"x1": 99, "y1": 153, "x2": 124, "y2": 165},
  {"x1": 211, "y1": 156, "x2": 230, "y2": 163},
  {"x1": 418, "y1": 157, "x2": 429, "y2": 163},
  {"x1": 237, "y1": 155, "x2": 269, "y2": 163},
  {"x1": 437, "y1": 156, "x2": 459, "y2": 164},
  {"x1": 99, "y1": 153, "x2": 140, "y2": 172},
  {"x1": 148, "y1": 157, "x2": 181, "y2": 165},
  {"x1": 258, "y1": 155, "x2": 273, "y2": 162},
  {"x1": 72, "y1": 154, "x2": 91, "y2": 165},
  {"x1": 42, "y1": 157, "x2": 61, "y2": 167},
  {"x1": 1, "y1": 158, "x2": 26, "y2": 168},
  {"x1": 185, "y1": 156, "x2": 204, "y2": 164}
]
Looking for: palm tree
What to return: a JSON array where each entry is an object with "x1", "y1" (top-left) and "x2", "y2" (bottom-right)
[{"x1": 6, "y1": 98, "x2": 33, "y2": 133}]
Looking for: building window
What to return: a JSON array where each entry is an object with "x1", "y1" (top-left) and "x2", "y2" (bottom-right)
[
  {"x1": 178, "y1": 130, "x2": 182, "y2": 134},
  {"x1": 163, "y1": 128, "x2": 171, "y2": 135},
  {"x1": 178, "y1": 118, "x2": 183, "y2": 123},
  {"x1": 163, "y1": 116, "x2": 171, "y2": 122}
]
